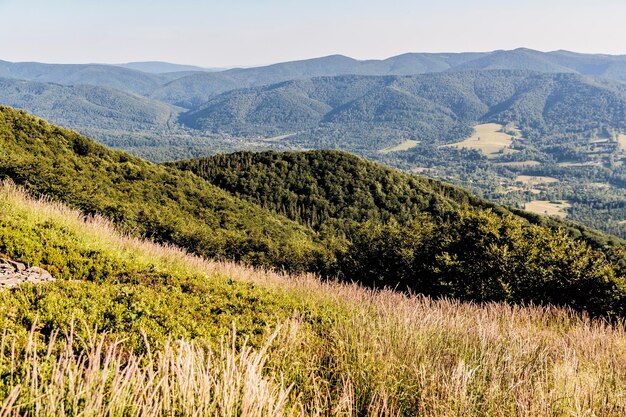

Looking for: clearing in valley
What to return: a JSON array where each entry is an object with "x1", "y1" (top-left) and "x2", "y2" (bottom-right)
[
  {"x1": 515, "y1": 175, "x2": 559, "y2": 186},
  {"x1": 618, "y1": 134, "x2": 626, "y2": 152},
  {"x1": 524, "y1": 200, "x2": 571, "y2": 218},
  {"x1": 441, "y1": 123, "x2": 514, "y2": 157},
  {"x1": 379, "y1": 139, "x2": 420, "y2": 154}
]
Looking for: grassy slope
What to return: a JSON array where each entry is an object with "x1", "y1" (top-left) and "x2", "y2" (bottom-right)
[
  {"x1": 0, "y1": 184, "x2": 625, "y2": 416},
  {"x1": 0, "y1": 106, "x2": 323, "y2": 271}
]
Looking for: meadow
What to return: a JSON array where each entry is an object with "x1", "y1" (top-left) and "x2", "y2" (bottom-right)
[
  {"x1": 515, "y1": 175, "x2": 560, "y2": 186},
  {"x1": 618, "y1": 134, "x2": 626, "y2": 152},
  {"x1": 523, "y1": 200, "x2": 572, "y2": 219},
  {"x1": 441, "y1": 123, "x2": 514, "y2": 157},
  {"x1": 379, "y1": 139, "x2": 420, "y2": 154},
  {"x1": 0, "y1": 184, "x2": 625, "y2": 416}
]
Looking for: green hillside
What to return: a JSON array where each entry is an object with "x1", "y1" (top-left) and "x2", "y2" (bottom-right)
[
  {"x1": 179, "y1": 71, "x2": 626, "y2": 150},
  {"x1": 1, "y1": 106, "x2": 624, "y2": 315},
  {"x1": 1, "y1": 182, "x2": 625, "y2": 416},
  {"x1": 0, "y1": 106, "x2": 322, "y2": 270},
  {"x1": 172, "y1": 150, "x2": 626, "y2": 316}
]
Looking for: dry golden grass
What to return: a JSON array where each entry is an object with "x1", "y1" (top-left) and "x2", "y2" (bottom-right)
[
  {"x1": 618, "y1": 134, "x2": 626, "y2": 152},
  {"x1": 1, "y1": 183, "x2": 626, "y2": 416},
  {"x1": 379, "y1": 140, "x2": 420, "y2": 154},
  {"x1": 524, "y1": 200, "x2": 572, "y2": 218},
  {"x1": 441, "y1": 123, "x2": 514, "y2": 157},
  {"x1": 515, "y1": 175, "x2": 560, "y2": 186}
]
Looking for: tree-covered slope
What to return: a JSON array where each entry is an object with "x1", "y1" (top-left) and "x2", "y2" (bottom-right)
[
  {"x1": 172, "y1": 150, "x2": 626, "y2": 316},
  {"x1": 0, "y1": 60, "x2": 188, "y2": 95},
  {"x1": 0, "y1": 77, "x2": 180, "y2": 132},
  {"x1": 179, "y1": 71, "x2": 626, "y2": 150},
  {"x1": 0, "y1": 106, "x2": 322, "y2": 270}
]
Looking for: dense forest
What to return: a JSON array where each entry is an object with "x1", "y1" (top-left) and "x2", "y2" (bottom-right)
[{"x1": 171, "y1": 149, "x2": 626, "y2": 315}]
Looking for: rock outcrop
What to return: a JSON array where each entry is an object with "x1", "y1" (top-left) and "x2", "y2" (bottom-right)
[{"x1": 0, "y1": 258, "x2": 55, "y2": 288}]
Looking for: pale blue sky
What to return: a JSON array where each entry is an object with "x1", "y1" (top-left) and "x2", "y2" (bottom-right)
[{"x1": 1, "y1": 0, "x2": 625, "y2": 67}]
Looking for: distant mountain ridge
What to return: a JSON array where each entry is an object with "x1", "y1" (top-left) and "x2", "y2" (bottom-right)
[
  {"x1": 0, "y1": 60, "x2": 190, "y2": 96},
  {"x1": 179, "y1": 70, "x2": 626, "y2": 149},
  {"x1": 114, "y1": 61, "x2": 220, "y2": 74},
  {"x1": 0, "y1": 77, "x2": 180, "y2": 133},
  {"x1": 152, "y1": 49, "x2": 626, "y2": 108},
  {"x1": 3, "y1": 48, "x2": 626, "y2": 109}
]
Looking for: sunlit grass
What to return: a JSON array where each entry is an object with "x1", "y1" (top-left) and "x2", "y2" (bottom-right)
[{"x1": 0, "y1": 182, "x2": 625, "y2": 416}]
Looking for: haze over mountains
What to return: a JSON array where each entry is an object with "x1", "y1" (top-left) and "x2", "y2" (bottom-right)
[
  {"x1": 114, "y1": 61, "x2": 219, "y2": 74},
  {"x1": 178, "y1": 71, "x2": 626, "y2": 147},
  {"x1": 2, "y1": 48, "x2": 626, "y2": 238}
]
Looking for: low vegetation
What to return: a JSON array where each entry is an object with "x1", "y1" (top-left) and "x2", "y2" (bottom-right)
[
  {"x1": 524, "y1": 200, "x2": 572, "y2": 218},
  {"x1": 0, "y1": 184, "x2": 625, "y2": 416},
  {"x1": 441, "y1": 123, "x2": 514, "y2": 157}
]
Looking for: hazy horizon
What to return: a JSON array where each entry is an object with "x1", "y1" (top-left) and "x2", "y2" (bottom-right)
[
  {"x1": 2, "y1": 0, "x2": 626, "y2": 67},
  {"x1": 3, "y1": 47, "x2": 626, "y2": 70}
]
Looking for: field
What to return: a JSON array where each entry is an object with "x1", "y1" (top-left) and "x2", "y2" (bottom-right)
[
  {"x1": 0, "y1": 184, "x2": 624, "y2": 416},
  {"x1": 441, "y1": 123, "x2": 514, "y2": 157},
  {"x1": 379, "y1": 139, "x2": 420, "y2": 153},
  {"x1": 557, "y1": 161, "x2": 602, "y2": 167},
  {"x1": 619, "y1": 134, "x2": 626, "y2": 152},
  {"x1": 515, "y1": 175, "x2": 560, "y2": 186},
  {"x1": 261, "y1": 133, "x2": 297, "y2": 142},
  {"x1": 493, "y1": 160, "x2": 540, "y2": 168},
  {"x1": 524, "y1": 200, "x2": 572, "y2": 218}
]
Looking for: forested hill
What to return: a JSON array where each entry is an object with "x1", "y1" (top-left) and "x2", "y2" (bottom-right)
[
  {"x1": 0, "y1": 106, "x2": 323, "y2": 270},
  {"x1": 179, "y1": 71, "x2": 626, "y2": 149},
  {"x1": 172, "y1": 150, "x2": 625, "y2": 247},
  {"x1": 153, "y1": 49, "x2": 626, "y2": 108},
  {"x1": 1, "y1": 106, "x2": 625, "y2": 315},
  {"x1": 173, "y1": 150, "x2": 626, "y2": 316},
  {"x1": 0, "y1": 77, "x2": 180, "y2": 132},
  {"x1": 173, "y1": 150, "x2": 509, "y2": 228}
]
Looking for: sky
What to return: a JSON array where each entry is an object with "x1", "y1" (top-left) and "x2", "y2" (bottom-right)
[{"x1": 1, "y1": 0, "x2": 626, "y2": 67}]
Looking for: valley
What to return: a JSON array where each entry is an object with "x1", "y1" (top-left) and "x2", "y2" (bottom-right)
[
  {"x1": 440, "y1": 123, "x2": 516, "y2": 157},
  {"x1": 3, "y1": 0, "x2": 626, "y2": 412},
  {"x1": 4, "y1": 61, "x2": 626, "y2": 238},
  {"x1": 0, "y1": 106, "x2": 624, "y2": 415}
]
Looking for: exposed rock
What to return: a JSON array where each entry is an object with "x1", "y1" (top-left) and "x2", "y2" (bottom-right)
[{"x1": 0, "y1": 258, "x2": 55, "y2": 288}]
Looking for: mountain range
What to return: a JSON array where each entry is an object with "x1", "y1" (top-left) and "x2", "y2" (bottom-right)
[
  {"x1": 2, "y1": 48, "x2": 626, "y2": 239},
  {"x1": 178, "y1": 70, "x2": 626, "y2": 148}
]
